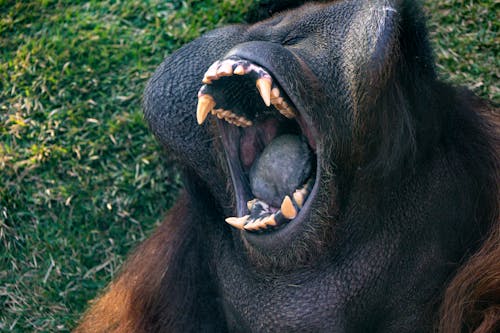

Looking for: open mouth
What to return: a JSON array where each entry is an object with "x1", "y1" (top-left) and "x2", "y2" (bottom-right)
[{"x1": 196, "y1": 57, "x2": 318, "y2": 235}]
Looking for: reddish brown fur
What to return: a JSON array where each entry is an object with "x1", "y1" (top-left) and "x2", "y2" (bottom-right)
[
  {"x1": 439, "y1": 102, "x2": 500, "y2": 333},
  {"x1": 75, "y1": 111, "x2": 500, "y2": 333},
  {"x1": 439, "y1": 227, "x2": 500, "y2": 333},
  {"x1": 75, "y1": 30, "x2": 500, "y2": 333},
  {"x1": 75, "y1": 192, "x2": 198, "y2": 333}
]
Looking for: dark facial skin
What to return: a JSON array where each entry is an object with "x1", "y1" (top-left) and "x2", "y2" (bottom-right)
[{"x1": 141, "y1": 0, "x2": 497, "y2": 331}]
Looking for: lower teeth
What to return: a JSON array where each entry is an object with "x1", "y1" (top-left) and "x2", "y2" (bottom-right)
[{"x1": 225, "y1": 177, "x2": 314, "y2": 231}]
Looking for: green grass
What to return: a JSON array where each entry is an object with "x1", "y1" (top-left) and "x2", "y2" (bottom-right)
[
  {"x1": 426, "y1": 0, "x2": 499, "y2": 101},
  {"x1": 0, "y1": 0, "x2": 497, "y2": 331}
]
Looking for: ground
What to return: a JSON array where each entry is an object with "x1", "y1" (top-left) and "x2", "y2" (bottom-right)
[{"x1": 0, "y1": 0, "x2": 497, "y2": 331}]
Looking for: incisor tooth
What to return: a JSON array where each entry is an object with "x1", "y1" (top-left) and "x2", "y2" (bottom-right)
[
  {"x1": 203, "y1": 62, "x2": 219, "y2": 83},
  {"x1": 244, "y1": 218, "x2": 265, "y2": 231},
  {"x1": 234, "y1": 65, "x2": 245, "y2": 75},
  {"x1": 256, "y1": 77, "x2": 272, "y2": 107},
  {"x1": 280, "y1": 196, "x2": 297, "y2": 219},
  {"x1": 225, "y1": 215, "x2": 250, "y2": 230},
  {"x1": 196, "y1": 95, "x2": 216, "y2": 125},
  {"x1": 217, "y1": 62, "x2": 233, "y2": 76}
]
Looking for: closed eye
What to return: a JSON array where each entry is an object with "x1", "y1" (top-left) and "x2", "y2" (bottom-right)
[{"x1": 282, "y1": 35, "x2": 305, "y2": 46}]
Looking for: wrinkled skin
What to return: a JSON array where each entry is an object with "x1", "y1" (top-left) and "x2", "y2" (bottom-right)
[{"x1": 76, "y1": 1, "x2": 499, "y2": 332}]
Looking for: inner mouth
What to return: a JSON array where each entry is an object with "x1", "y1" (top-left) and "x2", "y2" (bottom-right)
[{"x1": 196, "y1": 57, "x2": 318, "y2": 234}]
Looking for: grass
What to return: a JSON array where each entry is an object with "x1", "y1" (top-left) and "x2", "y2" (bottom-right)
[
  {"x1": 426, "y1": 0, "x2": 498, "y2": 101},
  {"x1": 0, "y1": 0, "x2": 497, "y2": 331}
]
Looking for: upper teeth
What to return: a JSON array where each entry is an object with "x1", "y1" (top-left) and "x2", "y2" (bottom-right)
[
  {"x1": 256, "y1": 77, "x2": 272, "y2": 107},
  {"x1": 196, "y1": 58, "x2": 297, "y2": 126},
  {"x1": 196, "y1": 94, "x2": 216, "y2": 125},
  {"x1": 212, "y1": 108, "x2": 253, "y2": 127},
  {"x1": 197, "y1": 59, "x2": 308, "y2": 233}
]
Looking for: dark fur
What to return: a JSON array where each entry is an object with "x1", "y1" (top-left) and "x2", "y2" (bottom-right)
[{"x1": 76, "y1": 1, "x2": 499, "y2": 332}]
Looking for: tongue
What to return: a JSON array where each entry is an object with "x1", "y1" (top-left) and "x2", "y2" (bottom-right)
[{"x1": 249, "y1": 134, "x2": 313, "y2": 207}]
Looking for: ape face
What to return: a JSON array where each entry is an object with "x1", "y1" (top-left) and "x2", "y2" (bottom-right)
[
  {"x1": 195, "y1": 5, "x2": 344, "y2": 263},
  {"x1": 142, "y1": 0, "x2": 497, "y2": 330},
  {"x1": 162, "y1": 0, "x2": 437, "y2": 267}
]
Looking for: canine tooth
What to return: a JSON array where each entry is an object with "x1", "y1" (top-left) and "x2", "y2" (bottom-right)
[
  {"x1": 293, "y1": 190, "x2": 305, "y2": 208},
  {"x1": 225, "y1": 215, "x2": 250, "y2": 229},
  {"x1": 196, "y1": 95, "x2": 216, "y2": 125},
  {"x1": 234, "y1": 65, "x2": 245, "y2": 75},
  {"x1": 217, "y1": 61, "x2": 233, "y2": 76},
  {"x1": 256, "y1": 77, "x2": 272, "y2": 107},
  {"x1": 280, "y1": 195, "x2": 297, "y2": 219}
]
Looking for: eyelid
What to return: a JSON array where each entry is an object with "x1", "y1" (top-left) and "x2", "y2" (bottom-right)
[{"x1": 282, "y1": 35, "x2": 305, "y2": 45}]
